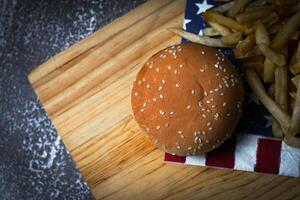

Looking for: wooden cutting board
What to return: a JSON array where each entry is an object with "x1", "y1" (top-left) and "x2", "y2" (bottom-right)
[{"x1": 28, "y1": 0, "x2": 300, "y2": 199}]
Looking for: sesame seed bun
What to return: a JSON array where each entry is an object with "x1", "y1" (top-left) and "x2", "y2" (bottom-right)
[{"x1": 131, "y1": 43, "x2": 244, "y2": 156}]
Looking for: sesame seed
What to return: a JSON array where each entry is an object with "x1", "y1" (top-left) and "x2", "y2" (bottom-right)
[
  {"x1": 165, "y1": 123, "x2": 169, "y2": 128},
  {"x1": 198, "y1": 101, "x2": 203, "y2": 107},
  {"x1": 202, "y1": 131, "x2": 206, "y2": 135},
  {"x1": 159, "y1": 94, "x2": 164, "y2": 99},
  {"x1": 186, "y1": 105, "x2": 192, "y2": 110},
  {"x1": 174, "y1": 69, "x2": 178, "y2": 74},
  {"x1": 168, "y1": 65, "x2": 171, "y2": 70},
  {"x1": 170, "y1": 111, "x2": 175, "y2": 115},
  {"x1": 194, "y1": 137, "x2": 199, "y2": 144},
  {"x1": 226, "y1": 113, "x2": 231, "y2": 117},
  {"x1": 191, "y1": 89, "x2": 195, "y2": 95},
  {"x1": 194, "y1": 132, "x2": 197, "y2": 136},
  {"x1": 134, "y1": 92, "x2": 138, "y2": 96},
  {"x1": 237, "y1": 103, "x2": 241, "y2": 108},
  {"x1": 179, "y1": 64, "x2": 183, "y2": 68},
  {"x1": 156, "y1": 68, "x2": 159, "y2": 72},
  {"x1": 223, "y1": 102, "x2": 227, "y2": 107},
  {"x1": 209, "y1": 90, "x2": 214, "y2": 94},
  {"x1": 201, "y1": 108, "x2": 206, "y2": 111},
  {"x1": 176, "y1": 145, "x2": 180, "y2": 149},
  {"x1": 138, "y1": 81, "x2": 142, "y2": 84},
  {"x1": 223, "y1": 68, "x2": 227, "y2": 72},
  {"x1": 201, "y1": 51, "x2": 205, "y2": 55},
  {"x1": 159, "y1": 110, "x2": 165, "y2": 115},
  {"x1": 200, "y1": 69, "x2": 205, "y2": 72},
  {"x1": 143, "y1": 102, "x2": 147, "y2": 107},
  {"x1": 140, "y1": 109, "x2": 145, "y2": 112},
  {"x1": 206, "y1": 140, "x2": 209, "y2": 143},
  {"x1": 214, "y1": 88, "x2": 219, "y2": 92},
  {"x1": 158, "y1": 86, "x2": 162, "y2": 91},
  {"x1": 172, "y1": 153, "x2": 176, "y2": 155},
  {"x1": 149, "y1": 65, "x2": 153, "y2": 69},
  {"x1": 235, "y1": 78, "x2": 238, "y2": 83},
  {"x1": 152, "y1": 98, "x2": 157, "y2": 102},
  {"x1": 171, "y1": 46, "x2": 175, "y2": 49},
  {"x1": 214, "y1": 113, "x2": 220, "y2": 120},
  {"x1": 146, "y1": 128, "x2": 150, "y2": 132},
  {"x1": 198, "y1": 138, "x2": 202, "y2": 143},
  {"x1": 207, "y1": 122, "x2": 211, "y2": 127},
  {"x1": 146, "y1": 62, "x2": 150, "y2": 65},
  {"x1": 211, "y1": 104, "x2": 217, "y2": 108},
  {"x1": 202, "y1": 114, "x2": 207, "y2": 118},
  {"x1": 156, "y1": 125, "x2": 160, "y2": 130},
  {"x1": 216, "y1": 73, "x2": 220, "y2": 76},
  {"x1": 163, "y1": 55, "x2": 166, "y2": 58},
  {"x1": 180, "y1": 135, "x2": 184, "y2": 139},
  {"x1": 220, "y1": 92, "x2": 224, "y2": 96},
  {"x1": 175, "y1": 83, "x2": 179, "y2": 88},
  {"x1": 206, "y1": 100, "x2": 211, "y2": 104},
  {"x1": 208, "y1": 127, "x2": 213, "y2": 131},
  {"x1": 154, "y1": 139, "x2": 158, "y2": 144},
  {"x1": 206, "y1": 109, "x2": 211, "y2": 113},
  {"x1": 142, "y1": 78, "x2": 146, "y2": 82},
  {"x1": 188, "y1": 147, "x2": 192, "y2": 150},
  {"x1": 219, "y1": 84, "x2": 223, "y2": 88},
  {"x1": 162, "y1": 80, "x2": 165, "y2": 84},
  {"x1": 204, "y1": 91, "x2": 208, "y2": 96},
  {"x1": 146, "y1": 84, "x2": 150, "y2": 88},
  {"x1": 212, "y1": 145, "x2": 216, "y2": 148},
  {"x1": 178, "y1": 130, "x2": 183, "y2": 134},
  {"x1": 214, "y1": 64, "x2": 219, "y2": 68}
]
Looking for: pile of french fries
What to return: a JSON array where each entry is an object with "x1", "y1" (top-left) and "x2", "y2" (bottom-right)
[{"x1": 169, "y1": 0, "x2": 300, "y2": 147}]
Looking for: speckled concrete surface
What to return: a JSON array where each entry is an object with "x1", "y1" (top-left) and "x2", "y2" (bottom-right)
[{"x1": 0, "y1": 0, "x2": 145, "y2": 199}]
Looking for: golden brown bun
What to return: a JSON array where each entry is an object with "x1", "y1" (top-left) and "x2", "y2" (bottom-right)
[{"x1": 131, "y1": 43, "x2": 244, "y2": 156}]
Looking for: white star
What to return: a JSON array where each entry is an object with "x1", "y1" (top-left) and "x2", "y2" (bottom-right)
[
  {"x1": 264, "y1": 115, "x2": 272, "y2": 128},
  {"x1": 247, "y1": 92, "x2": 260, "y2": 105},
  {"x1": 198, "y1": 29, "x2": 203, "y2": 36},
  {"x1": 183, "y1": 18, "x2": 192, "y2": 30},
  {"x1": 195, "y1": 0, "x2": 214, "y2": 15}
]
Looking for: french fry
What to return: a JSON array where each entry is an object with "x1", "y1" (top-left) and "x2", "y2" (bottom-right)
[
  {"x1": 258, "y1": 44, "x2": 285, "y2": 66},
  {"x1": 235, "y1": 33, "x2": 256, "y2": 55},
  {"x1": 245, "y1": 5, "x2": 272, "y2": 12},
  {"x1": 284, "y1": 135, "x2": 300, "y2": 148},
  {"x1": 245, "y1": 68, "x2": 291, "y2": 133},
  {"x1": 227, "y1": 0, "x2": 252, "y2": 17},
  {"x1": 221, "y1": 32, "x2": 243, "y2": 45},
  {"x1": 275, "y1": 65, "x2": 288, "y2": 111},
  {"x1": 268, "y1": 83, "x2": 275, "y2": 98},
  {"x1": 289, "y1": 92, "x2": 296, "y2": 99},
  {"x1": 263, "y1": 12, "x2": 280, "y2": 28},
  {"x1": 271, "y1": 11, "x2": 300, "y2": 51},
  {"x1": 263, "y1": 58, "x2": 275, "y2": 83},
  {"x1": 213, "y1": 1, "x2": 235, "y2": 13},
  {"x1": 272, "y1": 120, "x2": 284, "y2": 138},
  {"x1": 203, "y1": 27, "x2": 220, "y2": 36},
  {"x1": 206, "y1": 21, "x2": 231, "y2": 36},
  {"x1": 248, "y1": 0, "x2": 268, "y2": 8},
  {"x1": 235, "y1": 9, "x2": 271, "y2": 23},
  {"x1": 255, "y1": 22, "x2": 270, "y2": 45},
  {"x1": 291, "y1": 75, "x2": 300, "y2": 88},
  {"x1": 289, "y1": 41, "x2": 300, "y2": 75},
  {"x1": 288, "y1": 80, "x2": 300, "y2": 136},
  {"x1": 168, "y1": 28, "x2": 233, "y2": 48},
  {"x1": 203, "y1": 10, "x2": 245, "y2": 32},
  {"x1": 243, "y1": 60, "x2": 264, "y2": 78}
]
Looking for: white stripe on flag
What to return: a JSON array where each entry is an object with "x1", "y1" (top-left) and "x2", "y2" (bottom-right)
[
  {"x1": 185, "y1": 155, "x2": 206, "y2": 166},
  {"x1": 279, "y1": 142, "x2": 300, "y2": 177},
  {"x1": 234, "y1": 133, "x2": 261, "y2": 172}
]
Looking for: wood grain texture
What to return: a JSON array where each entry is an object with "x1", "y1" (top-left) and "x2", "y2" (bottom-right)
[{"x1": 28, "y1": 0, "x2": 300, "y2": 199}]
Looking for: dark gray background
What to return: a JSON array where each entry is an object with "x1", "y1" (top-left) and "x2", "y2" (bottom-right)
[{"x1": 0, "y1": 0, "x2": 145, "y2": 199}]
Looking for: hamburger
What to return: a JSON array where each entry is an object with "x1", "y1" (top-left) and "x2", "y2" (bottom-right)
[{"x1": 131, "y1": 43, "x2": 244, "y2": 156}]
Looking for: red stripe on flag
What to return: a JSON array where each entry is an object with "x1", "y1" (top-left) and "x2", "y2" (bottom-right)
[
  {"x1": 164, "y1": 153, "x2": 186, "y2": 163},
  {"x1": 255, "y1": 138, "x2": 281, "y2": 174},
  {"x1": 205, "y1": 136, "x2": 236, "y2": 168}
]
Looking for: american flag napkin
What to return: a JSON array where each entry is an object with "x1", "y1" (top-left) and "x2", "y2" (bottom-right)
[{"x1": 164, "y1": 0, "x2": 300, "y2": 177}]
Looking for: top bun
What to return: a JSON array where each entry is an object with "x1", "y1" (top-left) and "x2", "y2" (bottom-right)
[{"x1": 131, "y1": 43, "x2": 244, "y2": 156}]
